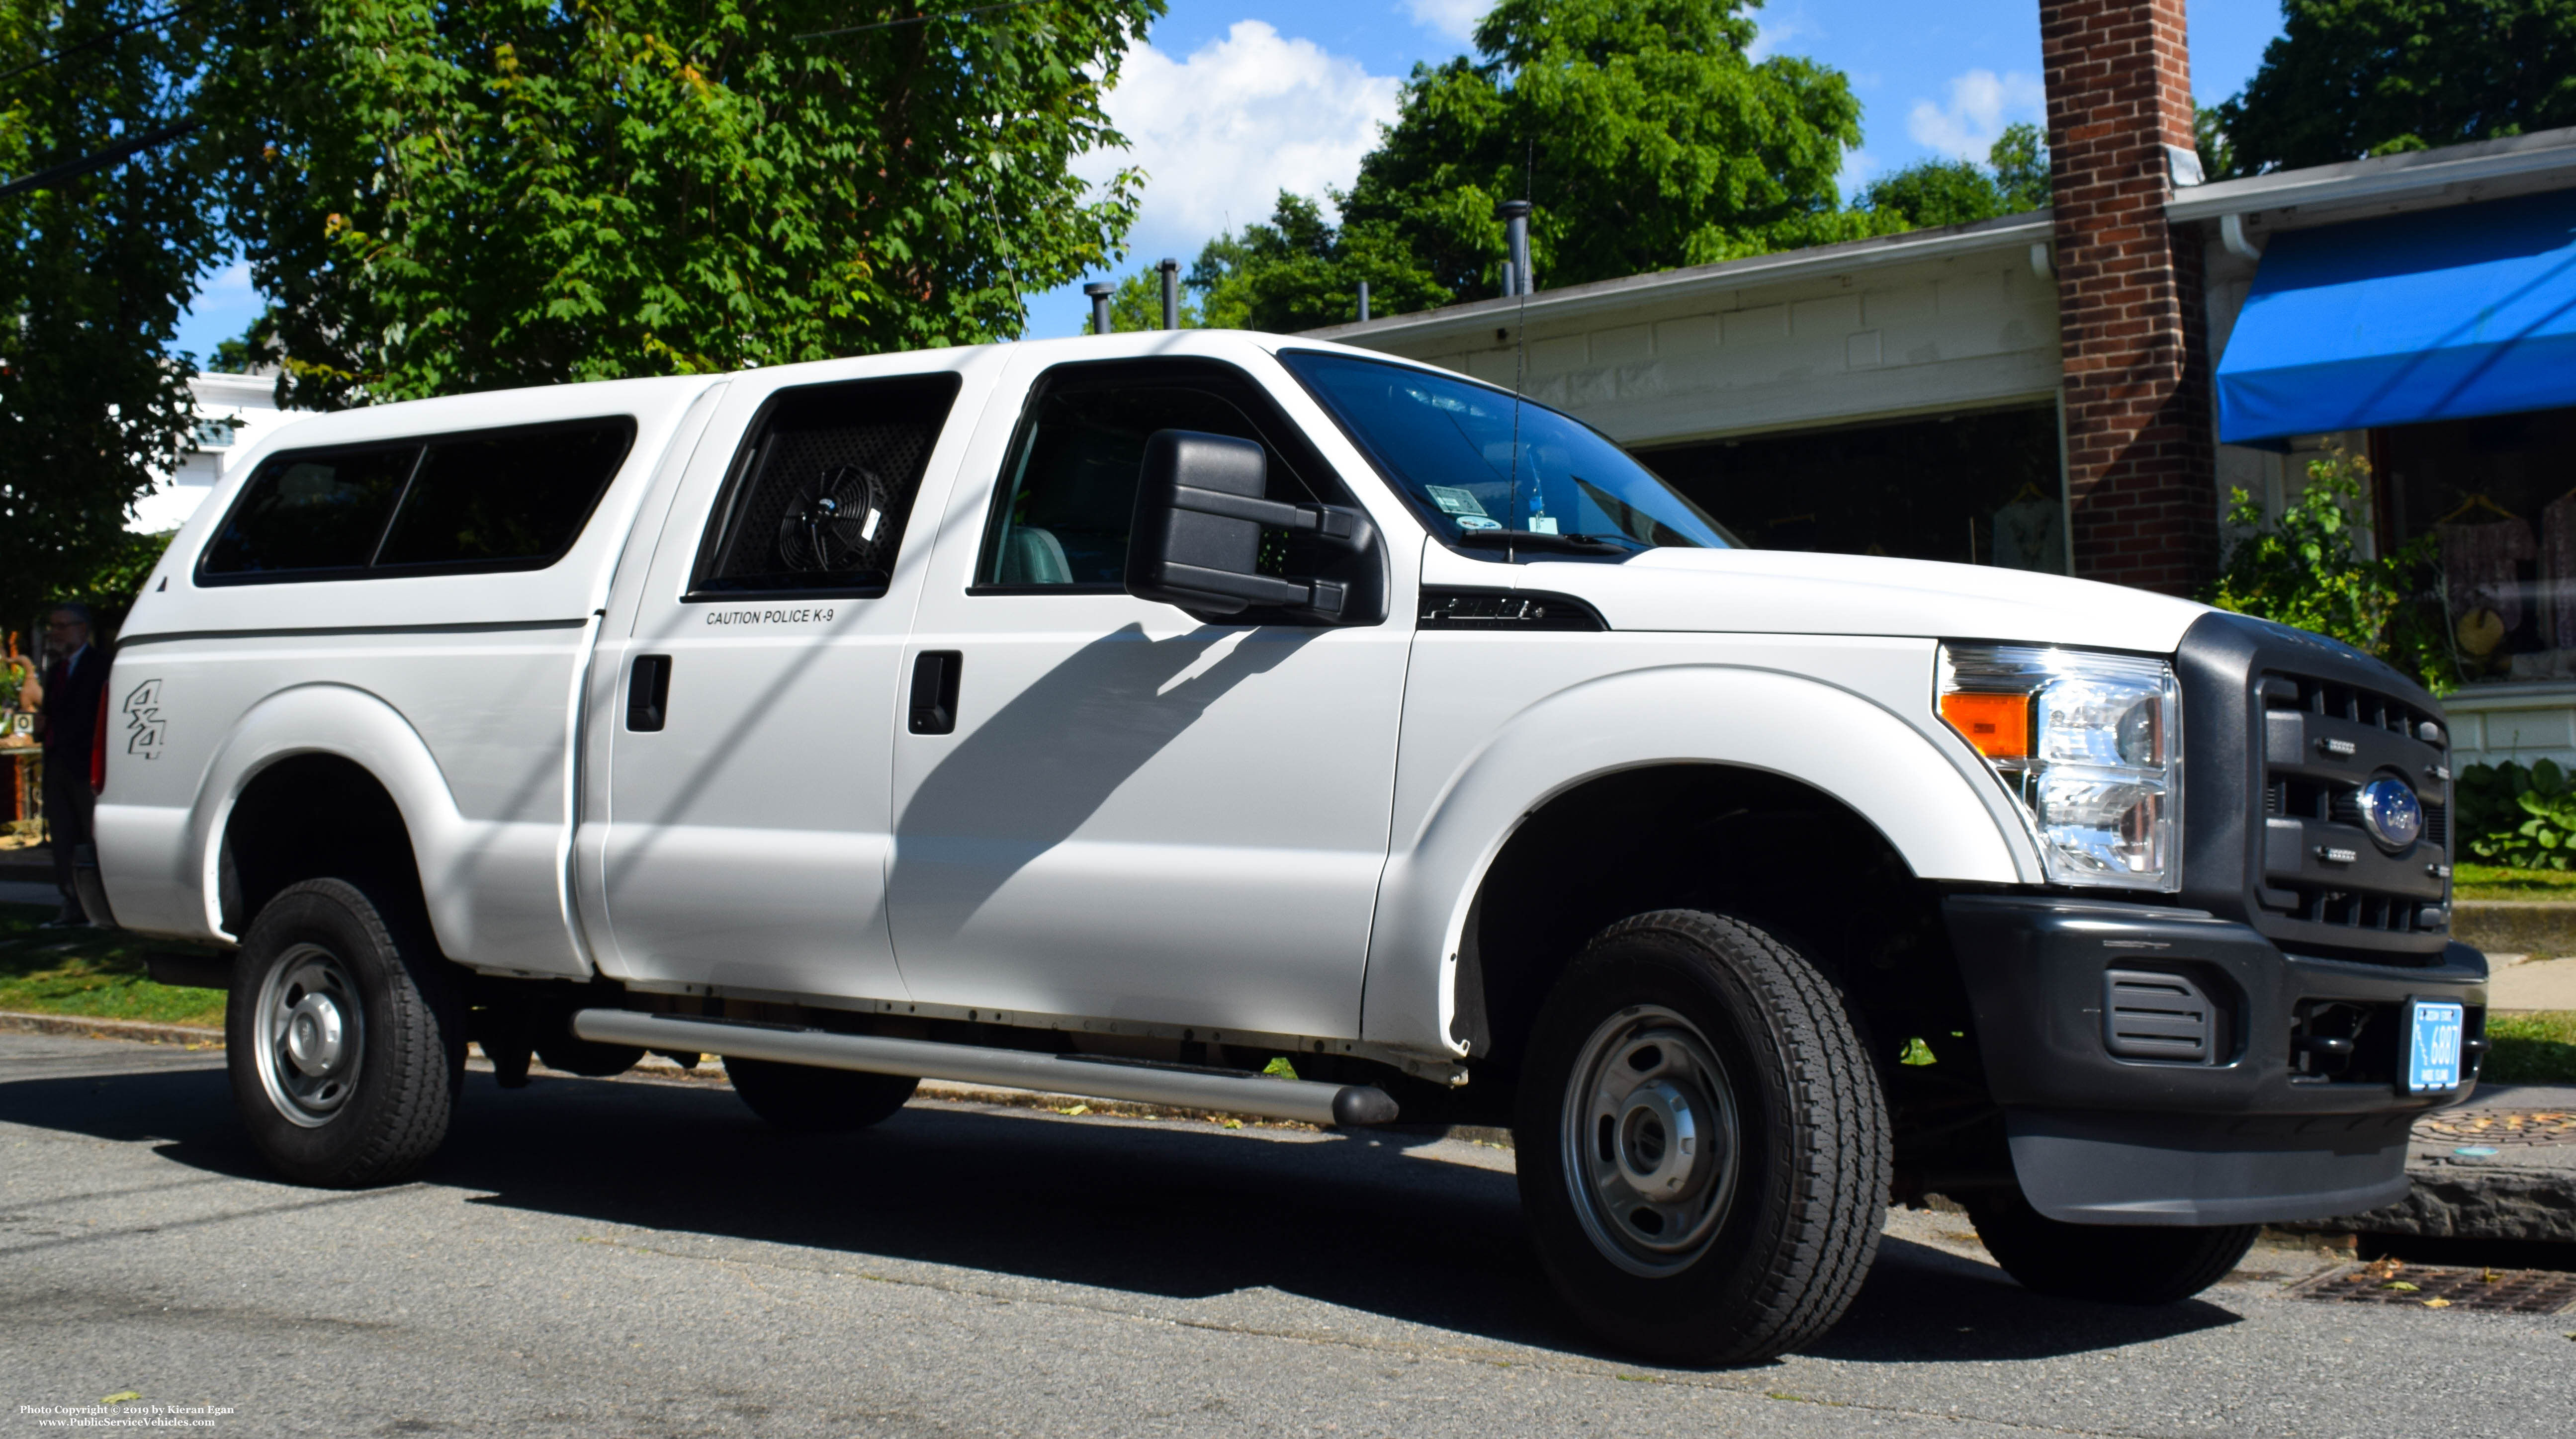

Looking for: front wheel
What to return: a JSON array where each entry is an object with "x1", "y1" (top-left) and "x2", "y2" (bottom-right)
[
  {"x1": 1516, "y1": 910, "x2": 1890, "y2": 1365},
  {"x1": 226, "y1": 879, "x2": 463, "y2": 1186},
  {"x1": 1965, "y1": 1188, "x2": 2256, "y2": 1304}
]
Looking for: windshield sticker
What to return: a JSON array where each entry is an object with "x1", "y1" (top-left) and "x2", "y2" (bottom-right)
[
  {"x1": 1424, "y1": 485, "x2": 1488, "y2": 517},
  {"x1": 1455, "y1": 514, "x2": 1503, "y2": 531},
  {"x1": 1527, "y1": 515, "x2": 1559, "y2": 534}
]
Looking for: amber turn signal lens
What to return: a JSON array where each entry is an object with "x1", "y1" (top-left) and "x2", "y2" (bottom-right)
[{"x1": 1940, "y1": 692, "x2": 2031, "y2": 759}]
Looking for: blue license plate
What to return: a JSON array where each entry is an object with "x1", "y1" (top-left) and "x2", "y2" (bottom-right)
[{"x1": 2405, "y1": 999, "x2": 2466, "y2": 1094}]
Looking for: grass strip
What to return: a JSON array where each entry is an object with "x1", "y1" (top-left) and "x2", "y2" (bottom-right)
[
  {"x1": 2455, "y1": 864, "x2": 2576, "y2": 902},
  {"x1": 0, "y1": 902, "x2": 227, "y2": 1027},
  {"x1": 2487, "y1": 1011, "x2": 2576, "y2": 1085}
]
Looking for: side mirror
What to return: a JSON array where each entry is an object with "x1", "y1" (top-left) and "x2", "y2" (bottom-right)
[{"x1": 1125, "y1": 429, "x2": 1373, "y2": 621}]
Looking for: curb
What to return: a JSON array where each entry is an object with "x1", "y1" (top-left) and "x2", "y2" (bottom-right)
[
  {"x1": 0, "y1": 1010, "x2": 223, "y2": 1048},
  {"x1": 2453, "y1": 901, "x2": 2576, "y2": 959}
]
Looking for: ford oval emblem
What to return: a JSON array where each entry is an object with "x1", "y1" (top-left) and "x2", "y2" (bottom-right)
[{"x1": 2357, "y1": 776, "x2": 2425, "y2": 851}]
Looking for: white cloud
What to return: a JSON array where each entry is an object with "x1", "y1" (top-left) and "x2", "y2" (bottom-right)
[
  {"x1": 1905, "y1": 69, "x2": 2046, "y2": 161},
  {"x1": 1078, "y1": 21, "x2": 1402, "y2": 255},
  {"x1": 1747, "y1": 8, "x2": 1807, "y2": 62},
  {"x1": 1407, "y1": 0, "x2": 1487, "y2": 43}
]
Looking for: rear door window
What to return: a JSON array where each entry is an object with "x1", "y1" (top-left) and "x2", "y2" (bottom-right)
[{"x1": 692, "y1": 373, "x2": 962, "y2": 598}]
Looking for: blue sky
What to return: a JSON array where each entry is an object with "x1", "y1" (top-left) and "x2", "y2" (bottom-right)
[{"x1": 170, "y1": 0, "x2": 2289, "y2": 361}]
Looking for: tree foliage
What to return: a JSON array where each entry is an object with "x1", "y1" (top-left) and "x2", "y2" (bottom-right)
[
  {"x1": 2206, "y1": 451, "x2": 2455, "y2": 691},
  {"x1": 1184, "y1": 192, "x2": 1452, "y2": 333},
  {"x1": 2459, "y1": 759, "x2": 2576, "y2": 868},
  {"x1": 1860, "y1": 123, "x2": 2048, "y2": 230},
  {"x1": 2208, "y1": 0, "x2": 2576, "y2": 177},
  {"x1": 200, "y1": 0, "x2": 1161, "y2": 407},
  {"x1": 1335, "y1": 0, "x2": 1886, "y2": 307},
  {"x1": 1, "y1": 0, "x2": 226, "y2": 632}
]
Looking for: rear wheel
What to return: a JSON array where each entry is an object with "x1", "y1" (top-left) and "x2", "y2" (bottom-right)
[
  {"x1": 1965, "y1": 1188, "x2": 2257, "y2": 1304},
  {"x1": 1515, "y1": 910, "x2": 1889, "y2": 1364},
  {"x1": 226, "y1": 878, "x2": 463, "y2": 1186},
  {"x1": 727, "y1": 1057, "x2": 917, "y2": 1132}
]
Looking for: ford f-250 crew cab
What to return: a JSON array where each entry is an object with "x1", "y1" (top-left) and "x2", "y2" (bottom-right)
[{"x1": 82, "y1": 330, "x2": 2486, "y2": 1363}]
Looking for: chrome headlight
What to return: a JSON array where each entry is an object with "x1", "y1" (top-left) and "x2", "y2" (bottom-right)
[{"x1": 1937, "y1": 644, "x2": 2182, "y2": 892}]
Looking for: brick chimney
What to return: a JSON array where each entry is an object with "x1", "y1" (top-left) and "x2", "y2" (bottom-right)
[{"x1": 2041, "y1": 0, "x2": 2215, "y2": 595}]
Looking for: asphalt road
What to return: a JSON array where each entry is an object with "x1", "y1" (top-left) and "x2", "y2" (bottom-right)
[{"x1": 4, "y1": 1031, "x2": 2572, "y2": 1439}]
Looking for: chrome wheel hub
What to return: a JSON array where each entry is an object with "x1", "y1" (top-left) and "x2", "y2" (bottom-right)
[
  {"x1": 254, "y1": 946, "x2": 365, "y2": 1128},
  {"x1": 1560, "y1": 1005, "x2": 1741, "y2": 1276}
]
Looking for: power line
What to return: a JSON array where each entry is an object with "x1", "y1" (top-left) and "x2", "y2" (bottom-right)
[
  {"x1": 0, "y1": 0, "x2": 223, "y2": 85},
  {"x1": 794, "y1": 0, "x2": 1049, "y2": 42},
  {"x1": 0, "y1": 121, "x2": 198, "y2": 200}
]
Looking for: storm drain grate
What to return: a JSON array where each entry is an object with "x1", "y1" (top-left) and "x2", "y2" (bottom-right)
[
  {"x1": 2415, "y1": 1109, "x2": 2576, "y2": 1148},
  {"x1": 2291, "y1": 1259, "x2": 2576, "y2": 1314}
]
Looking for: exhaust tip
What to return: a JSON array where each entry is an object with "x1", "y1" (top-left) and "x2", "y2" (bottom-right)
[{"x1": 1331, "y1": 1085, "x2": 1400, "y2": 1127}]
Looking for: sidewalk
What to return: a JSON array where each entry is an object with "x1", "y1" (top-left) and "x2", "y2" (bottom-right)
[{"x1": 2491, "y1": 955, "x2": 2576, "y2": 1010}]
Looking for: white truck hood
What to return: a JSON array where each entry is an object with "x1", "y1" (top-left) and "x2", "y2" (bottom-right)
[{"x1": 1442, "y1": 545, "x2": 2212, "y2": 655}]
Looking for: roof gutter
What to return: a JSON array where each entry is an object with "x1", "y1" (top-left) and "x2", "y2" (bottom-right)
[{"x1": 1302, "y1": 213, "x2": 2053, "y2": 347}]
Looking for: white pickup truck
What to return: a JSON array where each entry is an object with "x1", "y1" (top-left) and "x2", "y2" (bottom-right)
[{"x1": 84, "y1": 331, "x2": 2485, "y2": 1362}]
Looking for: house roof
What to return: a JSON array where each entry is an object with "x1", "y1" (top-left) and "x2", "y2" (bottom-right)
[
  {"x1": 2167, "y1": 125, "x2": 2576, "y2": 231},
  {"x1": 1300, "y1": 211, "x2": 2051, "y2": 347}
]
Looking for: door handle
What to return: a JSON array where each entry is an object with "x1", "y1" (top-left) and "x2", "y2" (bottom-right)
[
  {"x1": 909, "y1": 651, "x2": 961, "y2": 735},
  {"x1": 627, "y1": 655, "x2": 671, "y2": 732}
]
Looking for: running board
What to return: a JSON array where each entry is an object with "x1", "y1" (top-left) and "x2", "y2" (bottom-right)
[{"x1": 570, "y1": 1010, "x2": 1400, "y2": 1128}]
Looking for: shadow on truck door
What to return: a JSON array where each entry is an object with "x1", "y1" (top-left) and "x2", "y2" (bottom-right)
[{"x1": 0, "y1": 1054, "x2": 2244, "y2": 1367}]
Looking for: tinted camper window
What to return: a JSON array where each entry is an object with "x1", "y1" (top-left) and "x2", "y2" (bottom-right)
[
  {"x1": 375, "y1": 420, "x2": 634, "y2": 569},
  {"x1": 198, "y1": 416, "x2": 635, "y2": 585},
  {"x1": 199, "y1": 445, "x2": 418, "y2": 578}
]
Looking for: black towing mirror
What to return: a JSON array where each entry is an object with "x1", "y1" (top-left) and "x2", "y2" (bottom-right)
[{"x1": 1125, "y1": 429, "x2": 1373, "y2": 622}]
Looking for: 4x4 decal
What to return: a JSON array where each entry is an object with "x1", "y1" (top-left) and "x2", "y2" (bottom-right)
[{"x1": 122, "y1": 679, "x2": 165, "y2": 760}]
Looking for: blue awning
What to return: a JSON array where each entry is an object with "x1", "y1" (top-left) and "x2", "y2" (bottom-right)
[{"x1": 2215, "y1": 187, "x2": 2576, "y2": 444}]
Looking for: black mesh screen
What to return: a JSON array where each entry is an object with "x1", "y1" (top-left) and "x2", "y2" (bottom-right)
[{"x1": 697, "y1": 373, "x2": 963, "y2": 594}]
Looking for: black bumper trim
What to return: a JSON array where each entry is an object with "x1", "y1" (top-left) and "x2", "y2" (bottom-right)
[
  {"x1": 1944, "y1": 892, "x2": 2488, "y2": 1226},
  {"x1": 2005, "y1": 1108, "x2": 2414, "y2": 1227}
]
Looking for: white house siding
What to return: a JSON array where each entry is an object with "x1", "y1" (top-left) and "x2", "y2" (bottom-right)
[
  {"x1": 132, "y1": 371, "x2": 308, "y2": 535},
  {"x1": 1309, "y1": 218, "x2": 2063, "y2": 451}
]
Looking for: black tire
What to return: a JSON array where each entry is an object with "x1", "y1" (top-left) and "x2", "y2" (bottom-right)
[
  {"x1": 1965, "y1": 1188, "x2": 2257, "y2": 1304},
  {"x1": 225, "y1": 878, "x2": 464, "y2": 1187},
  {"x1": 726, "y1": 1057, "x2": 918, "y2": 1132},
  {"x1": 1515, "y1": 910, "x2": 1890, "y2": 1365}
]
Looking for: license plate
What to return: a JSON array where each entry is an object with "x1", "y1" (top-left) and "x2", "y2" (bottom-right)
[{"x1": 2405, "y1": 999, "x2": 2466, "y2": 1094}]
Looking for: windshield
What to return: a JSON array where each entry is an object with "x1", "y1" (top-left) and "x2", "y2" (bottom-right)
[{"x1": 1278, "y1": 350, "x2": 1734, "y2": 553}]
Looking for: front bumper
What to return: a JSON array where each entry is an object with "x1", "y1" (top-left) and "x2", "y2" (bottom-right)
[{"x1": 1943, "y1": 894, "x2": 2487, "y2": 1227}]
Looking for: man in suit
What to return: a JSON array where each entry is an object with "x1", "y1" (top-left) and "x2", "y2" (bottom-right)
[{"x1": 26, "y1": 603, "x2": 107, "y2": 926}]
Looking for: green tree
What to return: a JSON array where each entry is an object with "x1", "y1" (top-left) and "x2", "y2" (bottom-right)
[
  {"x1": 1, "y1": 0, "x2": 228, "y2": 631},
  {"x1": 1186, "y1": 192, "x2": 1451, "y2": 332},
  {"x1": 199, "y1": 0, "x2": 1160, "y2": 408},
  {"x1": 2206, "y1": 450, "x2": 2455, "y2": 691},
  {"x1": 1861, "y1": 123, "x2": 2050, "y2": 230},
  {"x1": 1340, "y1": 0, "x2": 1891, "y2": 305},
  {"x1": 2209, "y1": 0, "x2": 2576, "y2": 177}
]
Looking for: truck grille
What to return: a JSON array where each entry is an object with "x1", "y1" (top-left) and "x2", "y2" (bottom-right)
[{"x1": 2252, "y1": 672, "x2": 2450, "y2": 953}]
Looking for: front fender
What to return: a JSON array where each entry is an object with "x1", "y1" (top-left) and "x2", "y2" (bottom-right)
[{"x1": 1361, "y1": 660, "x2": 2028, "y2": 1060}]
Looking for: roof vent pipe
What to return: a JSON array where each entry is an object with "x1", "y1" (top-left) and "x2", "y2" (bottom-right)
[
  {"x1": 1357, "y1": 279, "x2": 1371, "y2": 323},
  {"x1": 1085, "y1": 281, "x2": 1114, "y2": 335},
  {"x1": 1157, "y1": 257, "x2": 1180, "y2": 329},
  {"x1": 1496, "y1": 199, "x2": 1532, "y2": 297}
]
